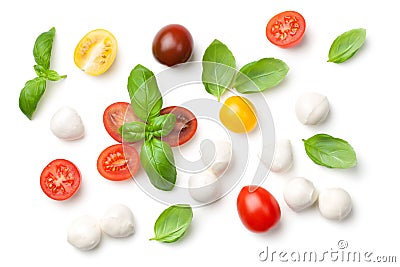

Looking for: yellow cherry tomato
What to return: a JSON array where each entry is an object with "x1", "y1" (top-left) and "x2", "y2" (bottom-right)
[
  {"x1": 219, "y1": 96, "x2": 257, "y2": 133},
  {"x1": 74, "y1": 29, "x2": 117, "y2": 76}
]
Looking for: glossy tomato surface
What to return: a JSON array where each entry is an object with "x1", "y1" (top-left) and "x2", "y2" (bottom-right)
[
  {"x1": 40, "y1": 159, "x2": 81, "y2": 201},
  {"x1": 159, "y1": 106, "x2": 197, "y2": 147},
  {"x1": 74, "y1": 29, "x2": 118, "y2": 75},
  {"x1": 237, "y1": 185, "x2": 281, "y2": 233},
  {"x1": 219, "y1": 96, "x2": 257, "y2": 133},
  {"x1": 97, "y1": 144, "x2": 140, "y2": 181},
  {"x1": 152, "y1": 24, "x2": 194, "y2": 66},
  {"x1": 103, "y1": 102, "x2": 140, "y2": 143},
  {"x1": 266, "y1": 11, "x2": 306, "y2": 48}
]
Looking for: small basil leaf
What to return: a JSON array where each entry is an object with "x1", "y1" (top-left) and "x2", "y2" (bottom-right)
[
  {"x1": 33, "y1": 27, "x2": 55, "y2": 70},
  {"x1": 119, "y1": 122, "x2": 147, "y2": 142},
  {"x1": 328, "y1": 28, "x2": 366, "y2": 63},
  {"x1": 150, "y1": 204, "x2": 193, "y2": 243},
  {"x1": 234, "y1": 58, "x2": 289, "y2": 93},
  {"x1": 140, "y1": 138, "x2": 177, "y2": 191},
  {"x1": 303, "y1": 134, "x2": 357, "y2": 169},
  {"x1": 34, "y1": 65, "x2": 67, "y2": 81},
  {"x1": 202, "y1": 39, "x2": 236, "y2": 101},
  {"x1": 127, "y1": 64, "x2": 163, "y2": 121},
  {"x1": 148, "y1": 114, "x2": 176, "y2": 138},
  {"x1": 19, "y1": 77, "x2": 47, "y2": 120}
]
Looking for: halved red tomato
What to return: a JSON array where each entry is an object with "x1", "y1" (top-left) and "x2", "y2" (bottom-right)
[
  {"x1": 159, "y1": 106, "x2": 197, "y2": 147},
  {"x1": 103, "y1": 102, "x2": 140, "y2": 143},
  {"x1": 266, "y1": 11, "x2": 306, "y2": 48},
  {"x1": 97, "y1": 144, "x2": 140, "y2": 181},
  {"x1": 40, "y1": 159, "x2": 81, "y2": 201}
]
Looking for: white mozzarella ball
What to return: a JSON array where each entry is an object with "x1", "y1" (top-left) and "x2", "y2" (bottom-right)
[
  {"x1": 295, "y1": 93, "x2": 330, "y2": 125},
  {"x1": 100, "y1": 204, "x2": 135, "y2": 238},
  {"x1": 318, "y1": 188, "x2": 352, "y2": 220},
  {"x1": 50, "y1": 107, "x2": 85, "y2": 140},
  {"x1": 283, "y1": 177, "x2": 318, "y2": 212},
  {"x1": 271, "y1": 139, "x2": 293, "y2": 173},
  {"x1": 202, "y1": 140, "x2": 232, "y2": 177},
  {"x1": 189, "y1": 170, "x2": 219, "y2": 203},
  {"x1": 67, "y1": 215, "x2": 102, "y2": 251}
]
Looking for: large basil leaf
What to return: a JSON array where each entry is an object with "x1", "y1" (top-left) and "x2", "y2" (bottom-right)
[
  {"x1": 140, "y1": 138, "x2": 177, "y2": 191},
  {"x1": 33, "y1": 27, "x2": 55, "y2": 70},
  {"x1": 147, "y1": 114, "x2": 176, "y2": 138},
  {"x1": 303, "y1": 134, "x2": 357, "y2": 169},
  {"x1": 234, "y1": 58, "x2": 289, "y2": 93},
  {"x1": 19, "y1": 77, "x2": 47, "y2": 120},
  {"x1": 150, "y1": 204, "x2": 193, "y2": 243},
  {"x1": 328, "y1": 28, "x2": 366, "y2": 63},
  {"x1": 202, "y1": 39, "x2": 236, "y2": 101},
  {"x1": 127, "y1": 64, "x2": 163, "y2": 121}
]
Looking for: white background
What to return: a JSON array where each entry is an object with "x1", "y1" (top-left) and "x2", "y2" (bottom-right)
[{"x1": 1, "y1": 0, "x2": 399, "y2": 266}]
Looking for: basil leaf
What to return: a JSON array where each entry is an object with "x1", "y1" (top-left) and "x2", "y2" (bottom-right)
[
  {"x1": 328, "y1": 28, "x2": 366, "y2": 63},
  {"x1": 202, "y1": 39, "x2": 236, "y2": 101},
  {"x1": 140, "y1": 138, "x2": 177, "y2": 191},
  {"x1": 127, "y1": 64, "x2": 163, "y2": 121},
  {"x1": 19, "y1": 77, "x2": 47, "y2": 119},
  {"x1": 234, "y1": 58, "x2": 289, "y2": 93},
  {"x1": 147, "y1": 114, "x2": 176, "y2": 138},
  {"x1": 150, "y1": 204, "x2": 193, "y2": 243},
  {"x1": 34, "y1": 65, "x2": 66, "y2": 81},
  {"x1": 33, "y1": 27, "x2": 55, "y2": 70},
  {"x1": 119, "y1": 121, "x2": 146, "y2": 142},
  {"x1": 303, "y1": 134, "x2": 357, "y2": 169}
]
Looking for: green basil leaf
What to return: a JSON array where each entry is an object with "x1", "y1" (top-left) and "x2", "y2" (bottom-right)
[
  {"x1": 150, "y1": 204, "x2": 193, "y2": 243},
  {"x1": 140, "y1": 138, "x2": 177, "y2": 191},
  {"x1": 127, "y1": 64, "x2": 163, "y2": 121},
  {"x1": 119, "y1": 122, "x2": 147, "y2": 142},
  {"x1": 147, "y1": 114, "x2": 176, "y2": 138},
  {"x1": 33, "y1": 27, "x2": 55, "y2": 70},
  {"x1": 303, "y1": 134, "x2": 357, "y2": 169},
  {"x1": 328, "y1": 28, "x2": 366, "y2": 63},
  {"x1": 234, "y1": 58, "x2": 289, "y2": 93},
  {"x1": 202, "y1": 39, "x2": 236, "y2": 101},
  {"x1": 19, "y1": 77, "x2": 47, "y2": 120},
  {"x1": 34, "y1": 65, "x2": 66, "y2": 81}
]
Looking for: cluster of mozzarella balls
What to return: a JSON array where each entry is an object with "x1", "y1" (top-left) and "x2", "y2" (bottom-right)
[
  {"x1": 262, "y1": 92, "x2": 352, "y2": 220},
  {"x1": 67, "y1": 204, "x2": 135, "y2": 250}
]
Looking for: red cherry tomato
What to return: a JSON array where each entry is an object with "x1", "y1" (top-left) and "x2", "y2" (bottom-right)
[
  {"x1": 159, "y1": 106, "x2": 197, "y2": 147},
  {"x1": 103, "y1": 102, "x2": 140, "y2": 143},
  {"x1": 152, "y1": 24, "x2": 194, "y2": 66},
  {"x1": 40, "y1": 159, "x2": 81, "y2": 201},
  {"x1": 266, "y1": 11, "x2": 306, "y2": 48},
  {"x1": 97, "y1": 144, "x2": 140, "y2": 181},
  {"x1": 237, "y1": 185, "x2": 281, "y2": 233}
]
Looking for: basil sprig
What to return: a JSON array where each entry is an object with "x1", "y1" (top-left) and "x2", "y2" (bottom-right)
[
  {"x1": 303, "y1": 134, "x2": 357, "y2": 169},
  {"x1": 150, "y1": 204, "x2": 193, "y2": 243},
  {"x1": 201, "y1": 39, "x2": 289, "y2": 99},
  {"x1": 122, "y1": 64, "x2": 177, "y2": 191},
  {"x1": 328, "y1": 28, "x2": 366, "y2": 63},
  {"x1": 19, "y1": 27, "x2": 66, "y2": 119}
]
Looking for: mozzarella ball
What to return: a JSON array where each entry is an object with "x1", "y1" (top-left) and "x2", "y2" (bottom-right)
[
  {"x1": 295, "y1": 93, "x2": 330, "y2": 125},
  {"x1": 67, "y1": 215, "x2": 102, "y2": 251},
  {"x1": 50, "y1": 107, "x2": 85, "y2": 140},
  {"x1": 189, "y1": 170, "x2": 219, "y2": 203},
  {"x1": 318, "y1": 188, "x2": 352, "y2": 220},
  {"x1": 283, "y1": 177, "x2": 318, "y2": 212},
  {"x1": 100, "y1": 204, "x2": 135, "y2": 238},
  {"x1": 202, "y1": 140, "x2": 232, "y2": 177},
  {"x1": 271, "y1": 139, "x2": 293, "y2": 173}
]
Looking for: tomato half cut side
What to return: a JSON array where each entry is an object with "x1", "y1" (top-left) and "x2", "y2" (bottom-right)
[
  {"x1": 97, "y1": 144, "x2": 140, "y2": 181},
  {"x1": 103, "y1": 102, "x2": 140, "y2": 143},
  {"x1": 159, "y1": 106, "x2": 197, "y2": 147},
  {"x1": 266, "y1": 11, "x2": 306, "y2": 48},
  {"x1": 40, "y1": 159, "x2": 81, "y2": 201}
]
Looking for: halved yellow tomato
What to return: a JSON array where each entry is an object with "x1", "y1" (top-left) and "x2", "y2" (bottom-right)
[
  {"x1": 74, "y1": 29, "x2": 117, "y2": 76},
  {"x1": 220, "y1": 96, "x2": 257, "y2": 133}
]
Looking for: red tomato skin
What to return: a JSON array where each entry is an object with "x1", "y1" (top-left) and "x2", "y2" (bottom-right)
[
  {"x1": 152, "y1": 24, "x2": 194, "y2": 66},
  {"x1": 237, "y1": 185, "x2": 281, "y2": 233},
  {"x1": 266, "y1": 11, "x2": 306, "y2": 48}
]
